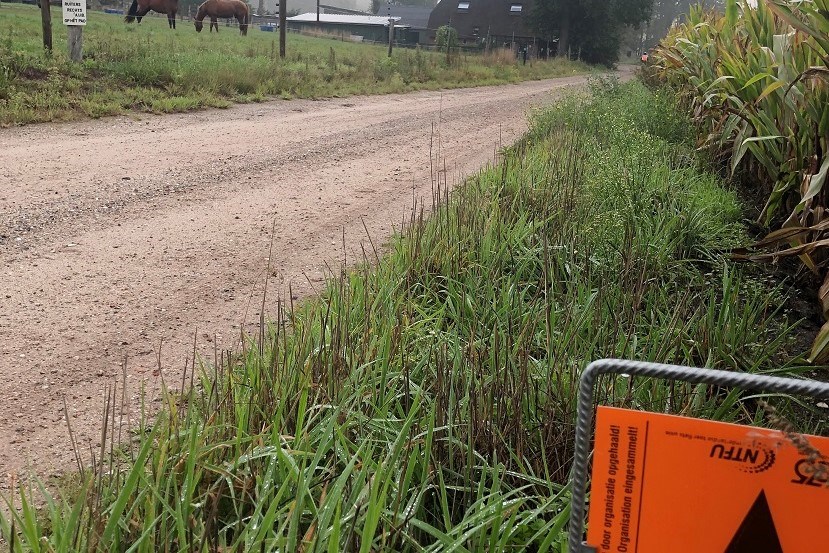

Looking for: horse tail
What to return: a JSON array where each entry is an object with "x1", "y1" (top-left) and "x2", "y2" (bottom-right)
[{"x1": 124, "y1": 0, "x2": 139, "y2": 23}]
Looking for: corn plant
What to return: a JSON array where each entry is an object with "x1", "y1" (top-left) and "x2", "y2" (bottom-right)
[{"x1": 652, "y1": 0, "x2": 829, "y2": 360}]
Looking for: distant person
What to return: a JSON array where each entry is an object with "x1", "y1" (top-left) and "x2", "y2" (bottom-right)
[
  {"x1": 641, "y1": 53, "x2": 649, "y2": 63},
  {"x1": 522, "y1": 48, "x2": 528, "y2": 65}
]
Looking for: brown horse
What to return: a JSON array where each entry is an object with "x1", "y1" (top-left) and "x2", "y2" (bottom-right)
[
  {"x1": 125, "y1": 0, "x2": 179, "y2": 29},
  {"x1": 194, "y1": 0, "x2": 250, "y2": 35}
]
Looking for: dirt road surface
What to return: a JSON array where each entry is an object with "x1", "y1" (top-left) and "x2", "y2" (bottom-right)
[{"x1": 1, "y1": 75, "x2": 591, "y2": 485}]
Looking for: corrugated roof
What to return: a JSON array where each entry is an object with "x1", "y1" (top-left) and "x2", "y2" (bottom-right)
[
  {"x1": 373, "y1": 6, "x2": 433, "y2": 29},
  {"x1": 287, "y1": 13, "x2": 401, "y2": 25}
]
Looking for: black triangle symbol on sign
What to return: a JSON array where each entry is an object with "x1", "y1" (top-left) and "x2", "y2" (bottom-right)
[{"x1": 724, "y1": 490, "x2": 783, "y2": 553}]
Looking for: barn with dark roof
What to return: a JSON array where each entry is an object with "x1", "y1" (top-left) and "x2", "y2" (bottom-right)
[{"x1": 426, "y1": 0, "x2": 545, "y2": 52}]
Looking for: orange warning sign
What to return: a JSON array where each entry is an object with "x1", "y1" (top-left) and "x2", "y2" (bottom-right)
[{"x1": 586, "y1": 406, "x2": 829, "y2": 552}]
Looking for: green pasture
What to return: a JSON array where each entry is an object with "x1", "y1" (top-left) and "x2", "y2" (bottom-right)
[{"x1": 0, "y1": 3, "x2": 590, "y2": 125}]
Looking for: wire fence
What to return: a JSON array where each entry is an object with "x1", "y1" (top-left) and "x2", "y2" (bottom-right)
[{"x1": 5, "y1": 2, "x2": 566, "y2": 61}]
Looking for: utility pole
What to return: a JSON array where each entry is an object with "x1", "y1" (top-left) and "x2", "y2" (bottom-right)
[
  {"x1": 387, "y1": 0, "x2": 393, "y2": 57},
  {"x1": 316, "y1": 0, "x2": 319, "y2": 22},
  {"x1": 40, "y1": 0, "x2": 52, "y2": 52},
  {"x1": 279, "y1": 0, "x2": 286, "y2": 58}
]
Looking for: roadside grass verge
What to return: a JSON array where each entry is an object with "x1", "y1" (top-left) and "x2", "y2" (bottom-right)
[
  {"x1": 0, "y1": 4, "x2": 589, "y2": 125},
  {"x1": 1, "y1": 79, "x2": 814, "y2": 551}
]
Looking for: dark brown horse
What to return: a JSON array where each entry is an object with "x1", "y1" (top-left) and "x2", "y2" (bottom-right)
[
  {"x1": 125, "y1": 0, "x2": 179, "y2": 29},
  {"x1": 194, "y1": 0, "x2": 249, "y2": 35}
]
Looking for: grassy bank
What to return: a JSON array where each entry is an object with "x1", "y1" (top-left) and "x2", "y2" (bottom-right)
[
  {"x1": 0, "y1": 4, "x2": 589, "y2": 125},
  {"x1": 1, "y1": 80, "x2": 813, "y2": 551}
]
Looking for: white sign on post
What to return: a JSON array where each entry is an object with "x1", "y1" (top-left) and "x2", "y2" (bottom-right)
[{"x1": 62, "y1": 0, "x2": 87, "y2": 25}]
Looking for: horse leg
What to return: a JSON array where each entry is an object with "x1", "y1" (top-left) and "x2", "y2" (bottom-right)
[
  {"x1": 211, "y1": 17, "x2": 218, "y2": 32},
  {"x1": 125, "y1": 0, "x2": 139, "y2": 23},
  {"x1": 168, "y1": 9, "x2": 176, "y2": 29},
  {"x1": 135, "y1": 6, "x2": 151, "y2": 23},
  {"x1": 238, "y1": 11, "x2": 248, "y2": 35}
]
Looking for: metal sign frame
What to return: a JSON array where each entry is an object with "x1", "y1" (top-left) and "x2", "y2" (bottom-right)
[{"x1": 568, "y1": 358, "x2": 829, "y2": 553}]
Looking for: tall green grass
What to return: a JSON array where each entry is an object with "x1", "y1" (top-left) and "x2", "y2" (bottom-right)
[
  {"x1": 0, "y1": 4, "x2": 589, "y2": 125},
  {"x1": 1, "y1": 79, "x2": 810, "y2": 552}
]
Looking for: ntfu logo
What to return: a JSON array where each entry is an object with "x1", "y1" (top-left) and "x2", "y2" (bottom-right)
[{"x1": 710, "y1": 444, "x2": 776, "y2": 474}]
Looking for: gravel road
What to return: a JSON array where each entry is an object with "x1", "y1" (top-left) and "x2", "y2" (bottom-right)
[{"x1": 0, "y1": 75, "x2": 591, "y2": 483}]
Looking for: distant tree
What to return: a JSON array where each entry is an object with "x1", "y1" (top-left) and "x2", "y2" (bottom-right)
[
  {"x1": 636, "y1": 0, "x2": 725, "y2": 50},
  {"x1": 530, "y1": 0, "x2": 653, "y2": 65},
  {"x1": 435, "y1": 25, "x2": 458, "y2": 64}
]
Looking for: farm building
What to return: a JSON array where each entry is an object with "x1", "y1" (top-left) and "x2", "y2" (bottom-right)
[
  {"x1": 373, "y1": 5, "x2": 433, "y2": 45},
  {"x1": 286, "y1": 13, "x2": 406, "y2": 43},
  {"x1": 426, "y1": 0, "x2": 544, "y2": 53},
  {"x1": 252, "y1": 0, "x2": 370, "y2": 16}
]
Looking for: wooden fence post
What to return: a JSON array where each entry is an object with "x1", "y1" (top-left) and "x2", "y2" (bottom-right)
[
  {"x1": 68, "y1": 25, "x2": 83, "y2": 61},
  {"x1": 61, "y1": 0, "x2": 86, "y2": 61},
  {"x1": 41, "y1": 0, "x2": 53, "y2": 52},
  {"x1": 279, "y1": 0, "x2": 286, "y2": 58},
  {"x1": 388, "y1": 17, "x2": 394, "y2": 57}
]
